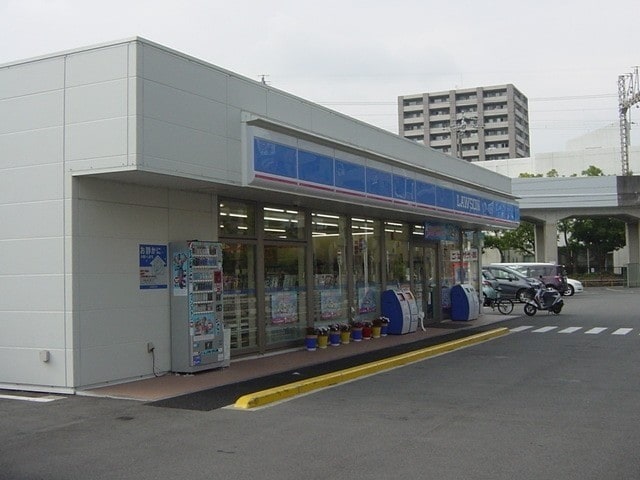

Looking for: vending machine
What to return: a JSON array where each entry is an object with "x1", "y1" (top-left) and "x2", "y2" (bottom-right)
[{"x1": 170, "y1": 241, "x2": 225, "y2": 373}]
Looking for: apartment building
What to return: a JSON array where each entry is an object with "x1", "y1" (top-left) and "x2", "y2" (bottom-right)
[{"x1": 398, "y1": 84, "x2": 530, "y2": 162}]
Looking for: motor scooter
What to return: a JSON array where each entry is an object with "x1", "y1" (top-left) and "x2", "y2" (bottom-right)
[{"x1": 523, "y1": 283, "x2": 564, "y2": 316}]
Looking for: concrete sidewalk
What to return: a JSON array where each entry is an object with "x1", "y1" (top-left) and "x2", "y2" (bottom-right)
[{"x1": 82, "y1": 310, "x2": 516, "y2": 403}]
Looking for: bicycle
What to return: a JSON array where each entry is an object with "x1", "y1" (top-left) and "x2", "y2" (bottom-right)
[{"x1": 482, "y1": 292, "x2": 514, "y2": 315}]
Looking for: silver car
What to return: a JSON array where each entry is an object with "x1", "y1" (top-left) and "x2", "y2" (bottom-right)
[{"x1": 482, "y1": 265, "x2": 541, "y2": 302}]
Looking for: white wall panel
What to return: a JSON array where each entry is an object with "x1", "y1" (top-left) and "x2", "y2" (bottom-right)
[
  {"x1": 167, "y1": 209, "x2": 215, "y2": 241},
  {"x1": 65, "y1": 44, "x2": 129, "y2": 87},
  {"x1": 0, "y1": 164, "x2": 63, "y2": 204},
  {"x1": 77, "y1": 200, "x2": 167, "y2": 239},
  {"x1": 0, "y1": 312, "x2": 65, "y2": 348},
  {"x1": 167, "y1": 189, "x2": 212, "y2": 213},
  {"x1": 226, "y1": 138, "x2": 242, "y2": 179},
  {"x1": 0, "y1": 348, "x2": 67, "y2": 386},
  {"x1": 0, "y1": 128, "x2": 63, "y2": 168},
  {"x1": 140, "y1": 43, "x2": 228, "y2": 103},
  {"x1": 78, "y1": 341, "x2": 162, "y2": 387},
  {"x1": 266, "y1": 91, "x2": 312, "y2": 130},
  {"x1": 65, "y1": 117, "x2": 128, "y2": 162},
  {"x1": 0, "y1": 201, "x2": 64, "y2": 239},
  {"x1": 78, "y1": 306, "x2": 167, "y2": 348},
  {"x1": 142, "y1": 79, "x2": 227, "y2": 135},
  {"x1": 227, "y1": 76, "x2": 267, "y2": 115},
  {"x1": 65, "y1": 79, "x2": 128, "y2": 124},
  {"x1": 77, "y1": 177, "x2": 168, "y2": 208},
  {"x1": 0, "y1": 90, "x2": 63, "y2": 134},
  {"x1": 141, "y1": 117, "x2": 227, "y2": 175},
  {"x1": 0, "y1": 275, "x2": 65, "y2": 310},
  {"x1": 0, "y1": 238, "x2": 64, "y2": 275},
  {"x1": 0, "y1": 57, "x2": 64, "y2": 99}
]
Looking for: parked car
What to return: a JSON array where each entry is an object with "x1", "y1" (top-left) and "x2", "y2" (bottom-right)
[
  {"x1": 482, "y1": 265, "x2": 541, "y2": 302},
  {"x1": 564, "y1": 278, "x2": 584, "y2": 296},
  {"x1": 490, "y1": 262, "x2": 568, "y2": 295}
]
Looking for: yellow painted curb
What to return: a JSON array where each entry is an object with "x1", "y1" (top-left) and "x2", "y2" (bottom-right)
[{"x1": 234, "y1": 327, "x2": 509, "y2": 409}]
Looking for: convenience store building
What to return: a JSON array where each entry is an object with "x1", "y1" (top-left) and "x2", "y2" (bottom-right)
[{"x1": 0, "y1": 38, "x2": 519, "y2": 393}]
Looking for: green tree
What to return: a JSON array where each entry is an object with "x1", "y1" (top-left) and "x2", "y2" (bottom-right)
[
  {"x1": 581, "y1": 165, "x2": 604, "y2": 176},
  {"x1": 483, "y1": 222, "x2": 535, "y2": 261},
  {"x1": 568, "y1": 217, "x2": 625, "y2": 271},
  {"x1": 546, "y1": 169, "x2": 559, "y2": 177}
]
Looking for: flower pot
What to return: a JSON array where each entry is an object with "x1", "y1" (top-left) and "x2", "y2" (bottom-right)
[
  {"x1": 351, "y1": 327, "x2": 363, "y2": 342},
  {"x1": 317, "y1": 335, "x2": 329, "y2": 349},
  {"x1": 340, "y1": 331, "x2": 351, "y2": 344},
  {"x1": 371, "y1": 325, "x2": 381, "y2": 338},
  {"x1": 305, "y1": 335, "x2": 318, "y2": 351},
  {"x1": 329, "y1": 331, "x2": 341, "y2": 346},
  {"x1": 380, "y1": 324, "x2": 388, "y2": 336},
  {"x1": 362, "y1": 326, "x2": 372, "y2": 339}
]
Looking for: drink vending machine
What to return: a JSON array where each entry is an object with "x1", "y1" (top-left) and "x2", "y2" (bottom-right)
[
  {"x1": 381, "y1": 289, "x2": 420, "y2": 335},
  {"x1": 170, "y1": 241, "x2": 225, "y2": 372}
]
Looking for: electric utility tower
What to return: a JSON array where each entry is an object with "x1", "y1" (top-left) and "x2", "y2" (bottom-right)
[{"x1": 618, "y1": 66, "x2": 640, "y2": 176}]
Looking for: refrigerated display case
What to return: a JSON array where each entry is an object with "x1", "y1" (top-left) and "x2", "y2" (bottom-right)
[{"x1": 170, "y1": 241, "x2": 226, "y2": 372}]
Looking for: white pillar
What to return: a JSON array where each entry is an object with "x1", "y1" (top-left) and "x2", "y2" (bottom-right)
[
  {"x1": 533, "y1": 218, "x2": 559, "y2": 263},
  {"x1": 626, "y1": 220, "x2": 640, "y2": 265}
]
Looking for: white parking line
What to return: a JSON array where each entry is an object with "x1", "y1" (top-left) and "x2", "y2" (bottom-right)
[
  {"x1": 532, "y1": 326, "x2": 558, "y2": 333},
  {"x1": 511, "y1": 326, "x2": 534, "y2": 332},
  {"x1": 0, "y1": 394, "x2": 64, "y2": 403},
  {"x1": 612, "y1": 328, "x2": 633, "y2": 335},
  {"x1": 585, "y1": 327, "x2": 608, "y2": 335},
  {"x1": 558, "y1": 327, "x2": 582, "y2": 334}
]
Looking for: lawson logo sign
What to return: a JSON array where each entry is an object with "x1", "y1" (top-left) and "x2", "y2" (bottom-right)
[{"x1": 251, "y1": 136, "x2": 519, "y2": 225}]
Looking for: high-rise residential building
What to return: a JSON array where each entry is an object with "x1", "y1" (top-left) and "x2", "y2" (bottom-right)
[{"x1": 398, "y1": 84, "x2": 530, "y2": 162}]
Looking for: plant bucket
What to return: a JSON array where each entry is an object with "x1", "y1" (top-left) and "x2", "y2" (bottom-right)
[
  {"x1": 351, "y1": 327, "x2": 363, "y2": 342},
  {"x1": 305, "y1": 336, "x2": 317, "y2": 351}
]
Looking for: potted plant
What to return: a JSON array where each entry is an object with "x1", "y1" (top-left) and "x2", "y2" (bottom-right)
[
  {"x1": 329, "y1": 324, "x2": 341, "y2": 346},
  {"x1": 362, "y1": 321, "x2": 373, "y2": 339},
  {"x1": 378, "y1": 316, "x2": 390, "y2": 336},
  {"x1": 317, "y1": 327, "x2": 329, "y2": 349},
  {"x1": 339, "y1": 323, "x2": 351, "y2": 345},
  {"x1": 371, "y1": 318, "x2": 383, "y2": 338},
  {"x1": 351, "y1": 321, "x2": 364, "y2": 342},
  {"x1": 305, "y1": 326, "x2": 318, "y2": 351}
]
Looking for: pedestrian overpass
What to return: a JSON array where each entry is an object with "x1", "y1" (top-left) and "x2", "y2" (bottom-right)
[{"x1": 512, "y1": 176, "x2": 640, "y2": 285}]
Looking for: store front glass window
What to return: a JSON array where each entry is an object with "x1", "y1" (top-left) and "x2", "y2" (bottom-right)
[
  {"x1": 264, "y1": 244, "x2": 307, "y2": 345},
  {"x1": 221, "y1": 243, "x2": 258, "y2": 350},
  {"x1": 441, "y1": 242, "x2": 458, "y2": 319},
  {"x1": 312, "y1": 213, "x2": 348, "y2": 326},
  {"x1": 384, "y1": 221, "x2": 409, "y2": 289},
  {"x1": 351, "y1": 217, "x2": 381, "y2": 321},
  {"x1": 219, "y1": 200, "x2": 255, "y2": 236},
  {"x1": 263, "y1": 207, "x2": 305, "y2": 240}
]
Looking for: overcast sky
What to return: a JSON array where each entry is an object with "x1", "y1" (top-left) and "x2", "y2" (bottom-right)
[{"x1": 2, "y1": 0, "x2": 638, "y2": 154}]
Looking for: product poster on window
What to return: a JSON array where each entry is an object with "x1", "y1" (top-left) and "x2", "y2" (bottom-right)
[
  {"x1": 358, "y1": 287, "x2": 378, "y2": 314},
  {"x1": 320, "y1": 290, "x2": 342, "y2": 319},
  {"x1": 139, "y1": 244, "x2": 168, "y2": 290},
  {"x1": 271, "y1": 291, "x2": 298, "y2": 324},
  {"x1": 171, "y1": 249, "x2": 189, "y2": 296}
]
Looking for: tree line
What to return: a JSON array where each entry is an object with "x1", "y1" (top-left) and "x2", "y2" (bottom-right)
[{"x1": 483, "y1": 166, "x2": 626, "y2": 273}]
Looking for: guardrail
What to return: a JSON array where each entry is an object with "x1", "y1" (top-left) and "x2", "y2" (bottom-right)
[{"x1": 579, "y1": 279, "x2": 625, "y2": 287}]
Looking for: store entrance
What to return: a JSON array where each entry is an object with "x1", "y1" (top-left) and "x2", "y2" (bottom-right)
[{"x1": 411, "y1": 244, "x2": 439, "y2": 324}]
